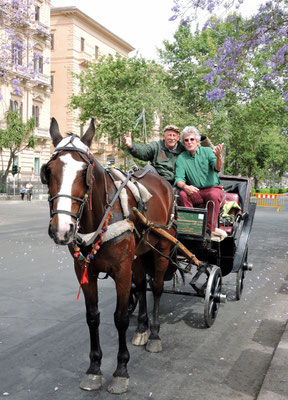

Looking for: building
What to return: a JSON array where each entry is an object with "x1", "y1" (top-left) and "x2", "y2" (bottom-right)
[
  {"x1": 0, "y1": 0, "x2": 51, "y2": 184},
  {"x1": 50, "y1": 7, "x2": 134, "y2": 166}
]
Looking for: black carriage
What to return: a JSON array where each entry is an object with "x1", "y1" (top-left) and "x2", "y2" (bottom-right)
[{"x1": 129, "y1": 175, "x2": 256, "y2": 327}]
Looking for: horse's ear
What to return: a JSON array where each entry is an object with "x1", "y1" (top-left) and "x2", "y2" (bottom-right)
[
  {"x1": 50, "y1": 117, "x2": 63, "y2": 147},
  {"x1": 81, "y1": 119, "x2": 95, "y2": 148}
]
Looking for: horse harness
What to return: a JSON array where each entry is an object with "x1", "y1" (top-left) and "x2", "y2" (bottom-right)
[
  {"x1": 40, "y1": 135, "x2": 94, "y2": 222},
  {"x1": 40, "y1": 135, "x2": 151, "y2": 246}
]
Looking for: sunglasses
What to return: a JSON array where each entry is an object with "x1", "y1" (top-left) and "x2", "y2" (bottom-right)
[{"x1": 184, "y1": 138, "x2": 196, "y2": 143}]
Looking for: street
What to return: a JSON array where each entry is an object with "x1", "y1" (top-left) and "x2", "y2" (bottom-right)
[{"x1": 0, "y1": 199, "x2": 287, "y2": 400}]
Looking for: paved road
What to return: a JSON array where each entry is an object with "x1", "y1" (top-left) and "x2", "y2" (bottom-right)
[{"x1": 0, "y1": 200, "x2": 287, "y2": 400}]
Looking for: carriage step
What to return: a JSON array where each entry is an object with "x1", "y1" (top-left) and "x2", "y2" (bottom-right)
[
  {"x1": 213, "y1": 293, "x2": 227, "y2": 303},
  {"x1": 243, "y1": 262, "x2": 253, "y2": 271}
]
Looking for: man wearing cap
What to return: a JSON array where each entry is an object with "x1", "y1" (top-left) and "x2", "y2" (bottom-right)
[{"x1": 123, "y1": 125, "x2": 214, "y2": 185}]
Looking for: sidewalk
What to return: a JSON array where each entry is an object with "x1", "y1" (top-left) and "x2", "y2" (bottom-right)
[{"x1": 257, "y1": 320, "x2": 288, "y2": 399}]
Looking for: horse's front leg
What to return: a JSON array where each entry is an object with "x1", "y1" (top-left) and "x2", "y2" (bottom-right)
[
  {"x1": 107, "y1": 252, "x2": 133, "y2": 394},
  {"x1": 146, "y1": 249, "x2": 170, "y2": 353},
  {"x1": 76, "y1": 269, "x2": 102, "y2": 391},
  {"x1": 131, "y1": 256, "x2": 149, "y2": 346}
]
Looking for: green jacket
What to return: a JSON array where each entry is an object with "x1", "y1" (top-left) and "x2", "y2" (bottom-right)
[
  {"x1": 128, "y1": 140, "x2": 183, "y2": 183},
  {"x1": 128, "y1": 136, "x2": 213, "y2": 184}
]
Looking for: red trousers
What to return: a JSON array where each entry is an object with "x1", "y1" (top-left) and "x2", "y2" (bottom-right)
[{"x1": 179, "y1": 185, "x2": 223, "y2": 232}]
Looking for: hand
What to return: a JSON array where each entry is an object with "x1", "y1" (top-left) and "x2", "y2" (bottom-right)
[
  {"x1": 185, "y1": 185, "x2": 199, "y2": 196},
  {"x1": 213, "y1": 143, "x2": 224, "y2": 158},
  {"x1": 123, "y1": 132, "x2": 133, "y2": 149}
]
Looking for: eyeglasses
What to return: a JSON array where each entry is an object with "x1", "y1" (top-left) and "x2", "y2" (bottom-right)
[{"x1": 184, "y1": 138, "x2": 195, "y2": 143}]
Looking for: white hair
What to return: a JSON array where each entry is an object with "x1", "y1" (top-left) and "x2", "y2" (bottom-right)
[{"x1": 180, "y1": 126, "x2": 201, "y2": 144}]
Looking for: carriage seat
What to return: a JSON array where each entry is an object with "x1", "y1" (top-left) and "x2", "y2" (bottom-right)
[{"x1": 219, "y1": 192, "x2": 242, "y2": 235}]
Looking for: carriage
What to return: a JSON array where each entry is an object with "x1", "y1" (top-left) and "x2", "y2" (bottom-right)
[
  {"x1": 128, "y1": 174, "x2": 256, "y2": 327},
  {"x1": 42, "y1": 118, "x2": 256, "y2": 394}
]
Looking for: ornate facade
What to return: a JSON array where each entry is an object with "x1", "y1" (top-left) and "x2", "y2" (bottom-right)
[
  {"x1": 0, "y1": 0, "x2": 51, "y2": 183},
  {"x1": 50, "y1": 7, "x2": 134, "y2": 166}
]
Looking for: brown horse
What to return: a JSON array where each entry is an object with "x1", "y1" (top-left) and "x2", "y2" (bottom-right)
[{"x1": 41, "y1": 118, "x2": 176, "y2": 394}]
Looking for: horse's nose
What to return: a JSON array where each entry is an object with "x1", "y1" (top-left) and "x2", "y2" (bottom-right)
[{"x1": 48, "y1": 220, "x2": 76, "y2": 245}]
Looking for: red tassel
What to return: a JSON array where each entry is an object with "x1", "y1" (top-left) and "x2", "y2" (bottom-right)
[
  {"x1": 81, "y1": 267, "x2": 89, "y2": 284},
  {"x1": 77, "y1": 285, "x2": 82, "y2": 300}
]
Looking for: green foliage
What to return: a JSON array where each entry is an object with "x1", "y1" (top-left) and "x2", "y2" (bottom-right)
[
  {"x1": 223, "y1": 93, "x2": 288, "y2": 186},
  {"x1": 159, "y1": 18, "x2": 288, "y2": 186},
  {"x1": 69, "y1": 54, "x2": 189, "y2": 145},
  {"x1": 0, "y1": 110, "x2": 36, "y2": 150},
  {"x1": 0, "y1": 110, "x2": 36, "y2": 182},
  {"x1": 253, "y1": 188, "x2": 287, "y2": 194}
]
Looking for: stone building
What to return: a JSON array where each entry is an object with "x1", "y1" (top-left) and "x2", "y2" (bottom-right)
[
  {"x1": 0, "y1": 0, "x2": 51, "y2": 184},
  {"x1": 50, "y1": 6, "x2": 134, "y2": 166}
]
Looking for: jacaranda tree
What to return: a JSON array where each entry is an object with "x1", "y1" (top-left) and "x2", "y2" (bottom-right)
[{"x1": 169, "y1": 0, "x2": 288, "y2": 105}]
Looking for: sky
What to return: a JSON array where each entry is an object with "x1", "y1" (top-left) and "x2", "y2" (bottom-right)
[{"x1": 51, "y1": 0, "x2": 263, "y2": 61}]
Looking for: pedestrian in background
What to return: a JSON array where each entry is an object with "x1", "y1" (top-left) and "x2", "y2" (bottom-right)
[
  {"x1": 26, "y1": 182, "x2": 33, "y2": 201},
  {"x1": 20, "y1": 186, "x2": 26, "y2": 200}
]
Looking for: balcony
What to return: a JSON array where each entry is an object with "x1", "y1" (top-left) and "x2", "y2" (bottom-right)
[
  {"x1": 34, "y1": 21, "x2": 50, "y2": 39},
  {"x1": 79, "y1": 52, "x2": 92, "y2": 68},
  {"x1": 33, "y1": 73, "x2": 50, "y2": 89},
  {"x1": 92, "y1": 142, "x2": 105, "y2": 154},
  {"x1": 35, "y1": 127, "x2": 49, "y2": 138}
]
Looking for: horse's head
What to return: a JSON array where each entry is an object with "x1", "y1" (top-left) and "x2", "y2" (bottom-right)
[{"x1": 41, "y1": 118, "x2": 95, "y2": 245}]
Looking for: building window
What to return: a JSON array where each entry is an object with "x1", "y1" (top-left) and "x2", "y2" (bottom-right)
[
  {"x1": 12, "y1": 43, "x2": 23, "y2": 66},
  {"x1": 34, "y1": 154, "x2": 40, "y2": 174},
  {"x1": 95, "y1": 45, "x2": 99, "y2": 59},
  {"x1": 51, "y1": 34, "x2": 54, "y2": 50},
  {"x1": 81, "y1": 37, "x2": 85, "y2": 52},
  {"x1": 50, "y1": 75, "x2": 54, "y2": 92},
  {"x1": 20, "y1": 102, "x2": 23, "y2": 118},
  {"x1": 32, "y1": 105, "x2": 39, "y2": 127},
  {"x1": 35, "y1": 5, "x2": 40, "y2": 21},
  {"x1": 10, "y1": 100, "x2": 18, "y2": 111},
  {"x1": 34, "y1": 53, "x2": 43, "y2": 73}
]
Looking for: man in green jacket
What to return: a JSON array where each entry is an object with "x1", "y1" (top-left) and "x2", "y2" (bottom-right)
[{"x1": 123, "y1": 125, "x2": 214, "y2": 185}]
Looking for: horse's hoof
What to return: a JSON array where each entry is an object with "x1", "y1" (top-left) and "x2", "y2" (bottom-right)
[
  {"x1": 107, "y1": 376, "x2": 129, "y2": 394},
  {"x1": 132, "y1": 331, "x2": 148, "y2": 346},
  {"x1": 146, "y1": 339, "x2": 162, "y2": 353},
  {"x1": 80, "y1": 374, "x2": 102, "y2": 391}
]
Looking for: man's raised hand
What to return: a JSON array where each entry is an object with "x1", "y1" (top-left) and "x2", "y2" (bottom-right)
[{"x1": 123, "y1": 132, "x2": 133, "y2": 149}]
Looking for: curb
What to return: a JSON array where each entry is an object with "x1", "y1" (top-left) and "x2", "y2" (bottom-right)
[{"x1": 257, "y1": 320, "x2": 288, "y2": 399}]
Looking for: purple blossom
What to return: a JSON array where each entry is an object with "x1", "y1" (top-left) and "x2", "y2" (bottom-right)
[
  {"x1": 13, "y1": 86, "x2": 22, "y2": 96},
  {"x1": 206, "y1": 88, "x2": 224, "y2": 102},
  {"x1": 12, "y1": 78, "x2": 21, "y2": 84}
]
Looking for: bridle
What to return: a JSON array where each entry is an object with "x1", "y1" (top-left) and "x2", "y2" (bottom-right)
[
  {"x1": 41, "y1": 135, "x2": 94, "y2": 223},
  {"x1": 41, "y1": 134, "x2": 141, "y2": 247}
]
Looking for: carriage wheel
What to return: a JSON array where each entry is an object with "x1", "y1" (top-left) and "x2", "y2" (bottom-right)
[
  {"x1": 236, "y1": 267, "x2": 245, "y2": 300},
  {"x1": 204, "y1": 266, "x2": 223, "y2": 327},
  {"x1": 235, "y1": 249, "x2": 248, "y2": 300},
  {"x1": 128, "y1": 284, "x2": 139, "y2": 315}
]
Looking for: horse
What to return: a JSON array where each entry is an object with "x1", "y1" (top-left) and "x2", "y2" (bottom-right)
[{"x1": 41, "y1": 118, "x2": 176, "y2": 394}]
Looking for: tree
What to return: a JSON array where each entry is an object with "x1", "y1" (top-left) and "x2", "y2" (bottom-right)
[
  {"x1": 169, "y1": 0, "x2": 288, "y2": 104},
  {"x1": 222, "y1": 93, "x2": 288, "y2": 187},
  {"x1": 69, "y1": 54, "x2": 189, "y2": 144},
  {"x1": 0, "y1": 110, "x2": 36, "y2": 186},
  {"x1": 159, "y1": 17, "x2": 243, "y2": 122},
  {"x1": 159, "y1": 16, "x2": 288, "y2": 184}
]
